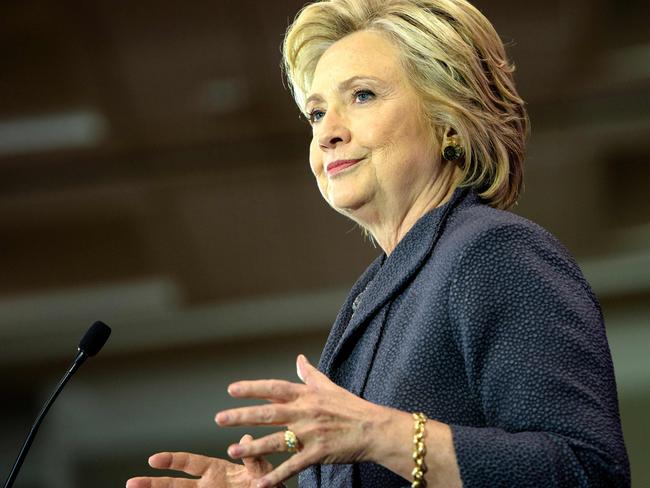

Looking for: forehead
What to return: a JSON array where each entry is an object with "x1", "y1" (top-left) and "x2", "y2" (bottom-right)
[{"x1": 310, "y1": 30, "x2": 406, "y2": 93}]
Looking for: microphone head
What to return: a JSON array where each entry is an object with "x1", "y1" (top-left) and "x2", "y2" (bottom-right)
[{"x1": 78, "y1": 321, "x2": 111, "y2": 357}]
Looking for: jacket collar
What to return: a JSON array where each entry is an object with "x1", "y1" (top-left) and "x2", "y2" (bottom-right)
[{"x1": 320, "y1": 186, "x2": 478, "y2": 377}]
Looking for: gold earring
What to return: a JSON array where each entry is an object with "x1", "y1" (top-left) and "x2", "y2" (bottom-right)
[{"x1": 442, "y1": 136, "x2": 463, "y2": 162}]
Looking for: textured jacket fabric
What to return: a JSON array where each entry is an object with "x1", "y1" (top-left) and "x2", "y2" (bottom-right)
[{"x1": 298, "y1": 187, "x2": 630, "y2": 488}]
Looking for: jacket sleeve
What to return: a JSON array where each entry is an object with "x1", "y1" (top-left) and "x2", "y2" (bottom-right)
[{"x1": 447, "y1": 222, "x2": 630, "y2": 488}]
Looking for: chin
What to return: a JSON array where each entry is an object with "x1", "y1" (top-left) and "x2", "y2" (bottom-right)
[{"x1": 327, "y1": 193, "x2": 369, "y2": 216}]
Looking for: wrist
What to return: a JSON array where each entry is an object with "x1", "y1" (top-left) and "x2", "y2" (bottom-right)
[
  {"x1": 365, "y1": 407, "x2": 462, "y2": 488},
  {"x1": 366, "y1": 405, "x2": 413, "y2": 465}
]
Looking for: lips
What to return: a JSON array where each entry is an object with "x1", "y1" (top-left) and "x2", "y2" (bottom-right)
[{"x1": 326, "y1": 158, "x2": 363, "y2": 176}]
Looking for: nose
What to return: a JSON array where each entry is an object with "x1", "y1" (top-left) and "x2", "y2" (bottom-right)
[{"x1": 317, "y1": 109, "x2": 351, "y2": 150}]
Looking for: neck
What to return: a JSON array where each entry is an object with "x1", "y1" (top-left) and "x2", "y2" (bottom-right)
[{"x1": 362, "y1": 163, "x2": 462, "y2": 256}]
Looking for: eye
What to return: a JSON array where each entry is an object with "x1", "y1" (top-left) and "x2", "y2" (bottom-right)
[
  {"x1": 353, "y1": 89, "x2": 375, "y2": 104},
  {"x1": 307, "y1": 108, "x2": 325, "y2": 124}
]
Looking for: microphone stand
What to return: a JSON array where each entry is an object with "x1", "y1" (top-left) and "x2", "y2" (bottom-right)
[{"x1": 3, "y1": 350, "x2": 87, "y2": 488}]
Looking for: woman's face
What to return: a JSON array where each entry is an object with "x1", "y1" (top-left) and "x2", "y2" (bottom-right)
[{"x1": 306, "y1": 30, "x2": 441, "y2": 223}]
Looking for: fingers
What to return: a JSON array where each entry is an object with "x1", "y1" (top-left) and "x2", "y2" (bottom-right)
[
  {"x1": 256, "y1": 451, "x2": 316, "y2": 488},
  {"x1": 239, "y1": 434, "x2": 273, "y2": 477},
  {"x1": 216, "y1": 403, "x2": 295, "y2": 427},
  {"x1": 227, "y1": 379, "x2": 300, "y2": 402},
  {"x1": 126, "y1": 452, "x2": 210, "y2": 488},
  {"x1": 229, "y1": 432, "x2": 288, "y2": 460},
  {"x1": 147, "y1": 452, "x2": 212, "y2": 477},
  {"x1": 296, "y1": 355, "x2": 305, "y2": 382},
  {"x1": 126, "y1": 477, "x2": 195, "y2": 488},
  {"x1": 126, "y1": 478, "x2": 151, "y2": 488},
  {"x1": 296, "y1": 355, "x2": 327, "y2": 386}
]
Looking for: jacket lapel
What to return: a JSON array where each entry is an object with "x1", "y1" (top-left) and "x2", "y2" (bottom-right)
[
  {"x1": 313, "y1": 188, "x2": 477, "y2": 488},
  {"x1": 318, "y1": 255, "x2": 383, "y2": 374},
  {"x1": 323, "y1": 187, "x2": 473, "y2": 379}
]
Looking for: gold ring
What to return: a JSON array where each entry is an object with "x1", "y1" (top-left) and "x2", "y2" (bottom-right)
[{"x1": 284, "y1": 430, "x2": 299, "y2": 453}]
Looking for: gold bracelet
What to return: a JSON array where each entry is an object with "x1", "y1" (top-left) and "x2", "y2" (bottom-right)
[{"x1": 411, "y1": 412, "x2": 428, "y2": 488}]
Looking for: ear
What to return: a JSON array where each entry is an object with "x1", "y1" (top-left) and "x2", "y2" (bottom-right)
[
  {"x1": 442, "y1": 125, "x2": 458, "y2": 143},
  {"x1": 296, "y1": 354, "x2": 326, "y2": 385}
]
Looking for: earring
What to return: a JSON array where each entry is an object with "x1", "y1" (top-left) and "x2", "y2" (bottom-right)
[{"x1": 442, "y1": 136, "x2": 464, "y2": 162}]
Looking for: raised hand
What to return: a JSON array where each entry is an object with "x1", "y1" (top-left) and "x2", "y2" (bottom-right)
[
  {"x1": 216, "y1": 355, "x2": 393, "y2": 488},
  {"x1": 126, "y1": 434, "x2": 275, "y2": 488}
]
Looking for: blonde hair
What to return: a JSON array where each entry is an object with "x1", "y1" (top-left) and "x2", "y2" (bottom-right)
[{"x1": 283, "y1": 0, "x2": 528, "y2": 209}]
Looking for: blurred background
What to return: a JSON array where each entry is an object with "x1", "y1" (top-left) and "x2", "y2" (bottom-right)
[{"x1": 1, "y1": 0, "x2": 648, "y2": 486}]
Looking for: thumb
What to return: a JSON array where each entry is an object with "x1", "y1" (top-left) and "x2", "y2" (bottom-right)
[{"x1": 296, "y1": 354, "x2": 325, "y2": 385}]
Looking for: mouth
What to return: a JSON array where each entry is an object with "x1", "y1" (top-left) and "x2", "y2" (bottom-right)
[{"x1": 326, "y1": 158, "x2": 363, "y2": 177}]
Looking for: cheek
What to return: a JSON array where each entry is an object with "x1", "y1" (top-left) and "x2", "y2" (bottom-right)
[
  {"x1": 364, "y1": 125, "x2": 399, "y2": 166},
  {"x1": 308, "y1": 138, "x2": 323, "y2": 176},
  {"x1": 360, "y1": 114, "x2": 402, "y2": 155},
  {"x1": 378, "y1": 112, "x2": 433, "y2": 163}
]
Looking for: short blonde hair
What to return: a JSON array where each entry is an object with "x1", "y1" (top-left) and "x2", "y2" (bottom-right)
[{"x1": 283, "y1": 0, "x2": 528, "y2": 209}]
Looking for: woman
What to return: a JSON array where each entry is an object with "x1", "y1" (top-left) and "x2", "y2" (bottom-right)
[{"x1": 127, "y1": 0, "x2": 630, "y2": 487}]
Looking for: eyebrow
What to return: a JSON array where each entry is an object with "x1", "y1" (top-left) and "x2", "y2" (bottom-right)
[{"x1": 304, "y1": 75, "x2": 385, "y2": 111}]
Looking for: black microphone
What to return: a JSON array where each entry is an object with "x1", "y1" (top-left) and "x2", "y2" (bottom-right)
[{"x1": 3, "y1": 321, "x2": 111, "y2": 488}]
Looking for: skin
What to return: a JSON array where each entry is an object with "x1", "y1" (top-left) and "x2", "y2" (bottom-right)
[
  {"x1": 126, "y1": 434, "x2": 273, "y2": 488},
  {"x1": 306, "y1": 29, "x2": 462, "y2": 255},
  {"x1": 127, "y1": 30, "x2": 463, "y2": 488}
]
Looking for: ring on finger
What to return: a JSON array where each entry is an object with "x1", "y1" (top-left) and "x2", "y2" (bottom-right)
[{"x1": 284, "y1": 429, "x2": 300, "y2": 453}]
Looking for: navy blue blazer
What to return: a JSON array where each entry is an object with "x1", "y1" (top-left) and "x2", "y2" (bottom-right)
[{"x1": 299, "y1": 187, "x2": 630, "y2": 487}]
